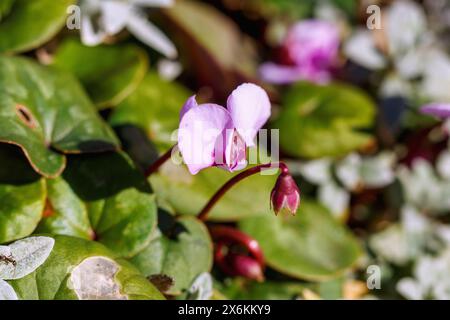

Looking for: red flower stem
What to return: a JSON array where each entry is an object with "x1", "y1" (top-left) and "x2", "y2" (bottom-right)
[
  {"x1": 145, "y1": 145, "x2": 176, "y2": 177},
  {"x1": 210, "y1": 225, "x2": 265, "y2": 266},
  {"x1": 197, "y1": 162, "x2": 289, "y2": 221}
]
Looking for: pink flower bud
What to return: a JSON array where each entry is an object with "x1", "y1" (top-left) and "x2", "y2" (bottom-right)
[
  {"x1": 270, "y1": 173, "x2": 301, "y2": 216},
  {"x1": 224, "y1": 254, "x2": 265, "y2": 282}
]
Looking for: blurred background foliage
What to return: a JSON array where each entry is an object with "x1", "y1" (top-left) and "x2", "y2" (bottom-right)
[{"x1": 0, "y1": 0, "x2": 450, "y2": 300}]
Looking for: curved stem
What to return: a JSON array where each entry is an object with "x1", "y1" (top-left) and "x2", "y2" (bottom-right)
[
  {"x1": 197, "y1": 162, "x2": 289, "y2": 221},
  {"x1": 145, "y1": 145, "x2": 176, "y2": 177}
]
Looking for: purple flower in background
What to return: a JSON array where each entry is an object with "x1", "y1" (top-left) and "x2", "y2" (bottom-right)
[
  {"x1": 178, "y1": 83, "x2": 271, "y2": 175},
  {"x1": 420, "y1": 103, "x2": 450, "y2": 118},
  {"x1": 260, "y1": 20, "x2": 340, "y2": 84}
]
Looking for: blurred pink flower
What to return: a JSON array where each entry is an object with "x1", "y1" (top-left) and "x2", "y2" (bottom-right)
[
  {"x1": 260, "y1": 20, "x2": 340, "y2": 84},
  {"x1": 420, "y1": 103, "x2": 450, "y2": 118},
  {"x1": 178, "y1": 83, "x2": 271, "y2": 175}
]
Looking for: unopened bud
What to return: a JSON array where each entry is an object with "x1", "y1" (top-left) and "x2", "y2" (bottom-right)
[{"x1": 270, "y1": 173, "x2": 300, "y2": 216}]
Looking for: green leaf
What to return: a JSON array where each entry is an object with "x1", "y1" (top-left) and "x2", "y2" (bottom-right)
[
  {"x1": 0, "y1": 145, "x2": 46, "y2": 244},
  {"x1": 273, "y1": 82, "x2": 376, "y2": 159},
  {"x1": 130, "y1": 215, "x2": 212, "y2": 295},
  {"x1": 0, "y1": 55, "x2": 120, "y2": 178},
  {"x1": 37, "y1": 152, "x2": 158, "y2": 258},
  {"x1": 239, "y1": 200, "x2": 362, "y2": 281},
  {"x1": 109, "y1": 72, "x2": 190, "y2": 150},
  {"x1": 0, "y1": 0, "x2": 15, "y2": 22},
  {"x1": 0, "y1": 0, "x2": 75, "y2": 53},
  {"x1": 8, "y1": 235, "x2": 165, "y2": 300},
  {"x1": 53, "y1": 38, "x2": 149, "y2": 109},
  {"x1": 150, "y1": 162, "x2": 278, "y2": 221}
]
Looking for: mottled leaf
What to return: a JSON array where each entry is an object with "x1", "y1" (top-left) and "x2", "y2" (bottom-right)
[
  {"x1": 0, "y1": 56, "x2": 120, "y2": 178},
  {"x1": 8, "y1": 235, "x2": 164, "y2": 300},
  {"x1": 0, "y1": 236, "x2": 54, "y2": 280}
]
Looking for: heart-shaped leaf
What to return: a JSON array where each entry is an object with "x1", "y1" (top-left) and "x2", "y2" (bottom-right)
[
  {"x1": 150, "y1": 162, "x2": 278, "y2": 221},
  {"x1": 109, "y1": 72, "x2": 191, "y2": 150},
  {"x1": 273, "y1": 82, "x2": 376, "y2": 159},
  {"x1": 0, "y1": 144, "x2": 46, "y2": 243},
  {"x1": 0, "y1": 0, "x2": 75, "y2": 53},
  {"x1": 130, "y1": 215, "x2": 212, "y2": 295},
  {"x1": 0, "y1": 279, "x2": 17, "y2": 300},
  {"x1": 53, "y1": 38, "x2": 149, "y2": 109},
  {"x1": 37, "y1": 151, "x2": 158, "y2": 258},
  {"x1": 0, "y1": 56, "x2": 120, "y2": 178},
  {"x1": 7, "y1": 235, "x2": 164, "y2": 300},
  {"x1": 239, "y1": 200, "x2": 362, "y2": 281},
  {"x1": 0, "y1": 236, "x2": 54, "y2": 280}
]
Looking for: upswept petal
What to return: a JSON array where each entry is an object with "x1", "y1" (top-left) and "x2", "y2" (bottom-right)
[
  {"x1": 259, "y1": 63, "x2": 303, "y2": 84},
  {"x1": 226, "y1": 83, "x2": 271, "y2": 147},
  {"x1": 99, "y1": 1, "x2": 131, "y2": 35},
  {"x1": 178, "y1": 104, "x2": 232, "y2": 174},
  {"x1": 420, "y1": 103, "x2": 450, "y2": 118},
  {"x1": 180, "y1": 95, "x2": 198, "y2": 121}
]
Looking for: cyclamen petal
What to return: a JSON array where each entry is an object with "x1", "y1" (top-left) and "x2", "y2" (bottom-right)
[
  {"x1": 179, "y1": 95, "x2": 198, "y2": 121},
  {"x1": 226, "y1": 83, "x2": 271, "y2": 147},
  {"x1": 99, "y1": 1, "x2": 131, "y2": 35},
  {"x1": 178, "y1": 104, "x2": 232, "y2": 175},
  {"x1": 260, "y1": 19, "x2": 339, "y2": 84},
  {"x1": 420, "y1": 103, "x2": 450, "y2": 118},
  {"x1": 216, "y1": 129, "x2": 247, "y2": 172},
  {"x1": 259, "y1": 63, "x2": 304, "y2": 84}
]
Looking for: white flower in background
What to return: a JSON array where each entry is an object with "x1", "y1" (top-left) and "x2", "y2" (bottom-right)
[
  {"x1": 370, "y1": 205, "x2": 450, "y2": 267},
  {"x1": 297, "y1": 152, "x2": 395, "y2": 218},
  {"x1": 79, "y1": 0, "x2": 177, "y2": 58},
  {"x1": 421, "y1": 49, "x2": 450, "y2": 102},
  {"x1": 397, "y1": 249, "x2": 450, "y2": 299},
  {"x1": 437, "y1": 150, "x2": 450, "y2": 180},
  {"x1": 397, "y1": 158, "x2": 450, "y2": 214},
  {"x1": 344, "y1": 29, "x2": 386, "y2": 70},
  {"x1": 369, "y1": 206, "x2": 431, "y2": 266},
  {"x1": 386, "y1": 0, "x2": 427, "y2": 58},
  {"x1": 344, "y1": 0, "x2": 450, "y2": 102}
]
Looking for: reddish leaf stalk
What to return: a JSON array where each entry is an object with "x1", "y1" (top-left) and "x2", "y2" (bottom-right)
[
  {"x1": 197, "y1": 162, "x2": 289, "y2": 221},
  {"x1": 145, "y1": 145, "x2": 176, "y2": 177}
]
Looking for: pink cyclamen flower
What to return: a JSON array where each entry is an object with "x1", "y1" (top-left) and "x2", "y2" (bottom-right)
[
  {"x1": 178, "y1": 83, "x2": 271, "y2": 175},
  {"x1": 420, "y1": 103, "x2": 450, "y2": 118},
  {"x1": 260, "y1": 20, "x2": 340, "y2": 84},
  {"x1": 270, "y1": 172, "x2": 301, "y2": 216}
]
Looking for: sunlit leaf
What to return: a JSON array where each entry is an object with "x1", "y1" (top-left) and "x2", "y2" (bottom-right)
[
  {"x1": 239, "y1": 200, "x2": 362, "y2": 280},
  {"x1": 0, "y1": 0, "x2": 75, "y2": 53},
  {"x1": 53, "y1": 38, "x2": 148, "y2": 109},
  {"x1": 0, "y1": 56, "x2": 120, "y2": 178}
]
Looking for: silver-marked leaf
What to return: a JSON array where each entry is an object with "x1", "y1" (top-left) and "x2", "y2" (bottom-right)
[
  {"x1": 0, "y1": 236, "x2": 54, "y2": 280},
  {"x1": 0, "y1": 279, "x2": 18, "y2": 300},
  {"x1": 186, "y1": 272, "x2": 213, "y2": 300}
]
